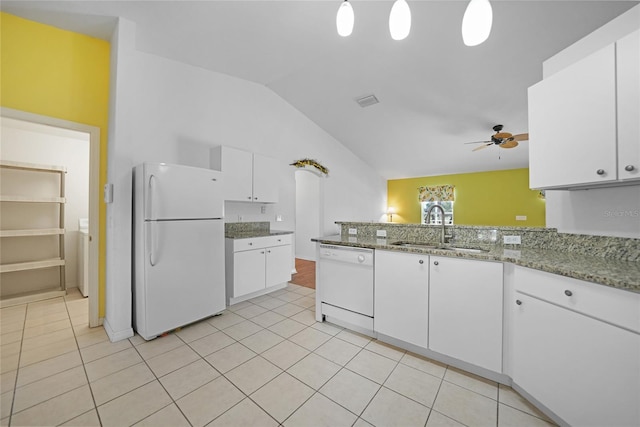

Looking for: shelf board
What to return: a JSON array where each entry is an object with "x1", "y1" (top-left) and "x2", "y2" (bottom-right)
[
  {"x1": 0, "y1": 160, "x2": 66, "y2": 173},
  {"x1": 0, "y1": 259, "x2": 65, "y2": 273},
  {"x1": 0, "y1": 229, "x2": 65, "y2": 237},
  {"x1": 0, "y1": 195, "x2": 65, "y2": 203},
  {"x1": 0, "y1": 288, "x2": 66, "y2": 308}
]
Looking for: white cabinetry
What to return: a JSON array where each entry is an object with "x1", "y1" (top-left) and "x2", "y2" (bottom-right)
[
  {"x1": 210, "y1": 146, "x2": 279, "y2": 203},
  {"x1": 528, "y1": 29, "x2": 640, "y2": 189},
  {"x1": 374, "y1": 250, "x2": 429, "y2": 348},
  {"x1": 225, "y1": 234, "x2": 292, "y2": 304},
  {"x1": 0, "y1": 160, "x2": 67, "y2": 306},
  {"x1": 429, "y1": 256, "x2": 503, "y2": 372},
  {"x1": 512, "y1": 267, "x2": 640, "y2": 427}
]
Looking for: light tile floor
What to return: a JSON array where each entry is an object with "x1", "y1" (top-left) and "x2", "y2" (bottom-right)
[{"x1": 0, "y1": 285, "x2": 556, "y2": 427}]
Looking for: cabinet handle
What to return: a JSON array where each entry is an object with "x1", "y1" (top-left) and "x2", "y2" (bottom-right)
[
  {"x1": 254, "y1": 197, "x2": 258, "y2": 200},
  {"x1": 260, "y1": 251, "x2": 265, "y2": 254},
  {"x1": 516, "y1": 300, "x2": 522, "y2": 306},
  {"x1": 267, "y1": 250, "x2": 271, "y2": 253},
  {"x1": 625, "y1": 165, "x2": 635, "y2": 172},
  {"x1": 564, "y1": 290, "x2": 573, "y2": 297},
  {"x1": 247, "y1": 196, "x2": 252, "y2": 200},
  {"x1": 419, "y1": 260, "x2": 424, "y2": 264},
  {"x1": 277, "y1": 239, "x2": 281, "y2": 242},
  {"x1": 596, "y1": 169, "x2": 605, "y2": 175},
  {"x1": 248, "y1": 242, "x2": 253, "y2": 246},
  {"x1": 433, "y1": 261, "x2": 439, "y2": 266}
]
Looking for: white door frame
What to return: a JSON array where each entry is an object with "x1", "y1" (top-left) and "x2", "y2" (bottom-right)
[{"x1": 1, "y1": 107, "x2": 102, "y2": 327}]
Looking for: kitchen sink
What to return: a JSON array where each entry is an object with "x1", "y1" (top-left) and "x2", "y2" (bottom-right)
[{"x1": 390, "y1": 241, "x2": 488, "y2": 253}]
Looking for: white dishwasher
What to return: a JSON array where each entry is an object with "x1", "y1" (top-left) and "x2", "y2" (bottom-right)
[{"x1": 318, "y1": 244, "x2": 374, "y2": 334}]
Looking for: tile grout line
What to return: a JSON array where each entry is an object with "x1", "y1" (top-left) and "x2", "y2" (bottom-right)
[{"x1": 64, "y1": 292, "x2": 104, "y2": 427}]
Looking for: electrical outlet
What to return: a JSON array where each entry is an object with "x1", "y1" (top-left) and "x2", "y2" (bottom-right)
[
  {"x1": 238, "y1": 215, "x2": 243, "y2": 222},
  {"x1": 348, "y1": 228, "x2": 357, "y2": 235},
  {"x1": 504, "y1": 235, "x2": 521, "y2": 245},
  {"x1": 260, "y1": 205, "x2": 266, "y2": 214},
  {"x1": 376, "y1": 230, "x2": 387, "y2": 237},
  {"x1": 516, "y1": 215, "x2": 527, "y2": 221},
  {"x1": 276, "y1": 214, "x2": 283, "y2": 222}
]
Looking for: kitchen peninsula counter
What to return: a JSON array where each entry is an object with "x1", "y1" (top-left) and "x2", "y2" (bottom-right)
[{"x1": 313, "y1": 234, "x2": 640, "y2": 293}]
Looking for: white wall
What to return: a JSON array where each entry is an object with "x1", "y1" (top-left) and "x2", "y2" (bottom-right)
[
  {"x1": 1, "y1": 117, "x2": 89, "y2": 289},
  {"x1": 103, "y1": 18, "x2": 386, "y2": 341},
  {"x1": 541, "y1": 5, "x2": 640, "y2": 238}
]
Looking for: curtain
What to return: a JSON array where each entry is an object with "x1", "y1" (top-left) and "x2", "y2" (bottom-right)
[{"x1": 418, "y1": 185, "x2": 455, "y2": 202}]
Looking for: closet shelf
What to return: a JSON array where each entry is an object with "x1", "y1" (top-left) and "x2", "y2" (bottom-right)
[
  {"x1": 0, "y1": 195, "x2": 66, "y2": 203},
  {"x1": 0, "y1": 159, "x2": 67, "y2": 173},
  {"x1": 0, "y1": 228, "x2": 65, "y2": 237},
  {"x1": 0, "y1": 258, "x2": 65, "y2": 273}
]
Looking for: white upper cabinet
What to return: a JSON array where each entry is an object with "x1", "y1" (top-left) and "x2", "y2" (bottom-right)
[
  {"x1": 528, "y1": 29, "x2": 640, "y2": 189},
  {"x1": 617, "y1": 29, "x2": 640, "y2": 182},
  {"x1": 210, "y1": 146, "x2": 279, "y2": 203}
]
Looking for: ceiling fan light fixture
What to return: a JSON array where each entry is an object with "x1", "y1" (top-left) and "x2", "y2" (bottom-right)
[
  {"x1": 462, "y1": 0, "x2": 493, "y2": 46},
  {"x1": 389, "y1": 0, "x2": 411, "y2": 41},
  {"x1": 336, "y1": 0, "x2": 354, "y2": 37}
]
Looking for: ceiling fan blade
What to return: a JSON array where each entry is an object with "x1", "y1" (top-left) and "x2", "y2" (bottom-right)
[
  {"x1": 464, "y1": 140, "x2": 491, "y2": 145},
  {"x1": 500, "y1": 140, "x2": 519, "y2": 149},
  {"x1": 472, "y1": 143, "x2": 492, "y2": 152},
  {"x1": 494, "y1": 132, "x2": 513, "y2": 139},
  {"x1": 512, "y1": 133, "x2": 529, "y2": 141}
]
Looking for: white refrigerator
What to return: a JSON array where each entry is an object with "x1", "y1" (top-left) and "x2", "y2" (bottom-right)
[{"x1": 133, "y1": 163, "x2": 225, "y2": 340}]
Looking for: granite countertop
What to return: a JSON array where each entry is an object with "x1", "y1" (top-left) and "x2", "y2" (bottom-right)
[
  {"x1": 312, "y1": 235, "x2": 640, "y2": 293},
  {"x1": 226, "y1": 230, "x2": 293, "y2": 239}
]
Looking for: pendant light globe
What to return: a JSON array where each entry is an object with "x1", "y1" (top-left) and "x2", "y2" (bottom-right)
[
  {"x1": 389, "y1": 0, "x2": 411, "y2": 41},
  {"x1": 336, "y1": 0, "x2": 354, "y2": 37},
  {"x1": 462, "y1": 0, "x2": 493, "y2": 46}
]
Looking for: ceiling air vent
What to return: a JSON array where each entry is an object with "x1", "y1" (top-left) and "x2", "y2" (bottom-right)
[{"x1": 355, "y1": 94, "x2": 379, "y2": 108}]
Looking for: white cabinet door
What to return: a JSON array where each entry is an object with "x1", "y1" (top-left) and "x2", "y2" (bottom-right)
[
  {"x1": 253, "y1": 153, "x2": 279, "y2": 203},
  {"x1": 528, "y1": 43, "x2": 617, "y2": 189},
  {"x1": 617, "y1": 29, "x2": 640, "y2": 181},
  {"x1": 429, "y1": 256, "x2": 503, "y2": 372},
  {"x1": 512, "y1": 293, "x2": 640, "y2": 427},
  {"x1": 215, "y1": 146, "x2": 253, "y2": 202},
  {"x1": 374, "y1": 250, "x2": 429, "y2": 348},
  {"x1": 233, "y1": 248, "x2": 266, "y2": 296},
  {"x1": 265, "y1": 244, "x2": 292, "y2": 287}
]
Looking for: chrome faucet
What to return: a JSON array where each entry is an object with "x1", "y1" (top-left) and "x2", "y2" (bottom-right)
[{"x1": 425, "y1": 204, "x2": 447, "y2": 244}]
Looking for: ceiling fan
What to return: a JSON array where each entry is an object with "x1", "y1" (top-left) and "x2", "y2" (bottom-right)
[{"x1": 466, "y1": 125, "x2": 529, "y2": 151}]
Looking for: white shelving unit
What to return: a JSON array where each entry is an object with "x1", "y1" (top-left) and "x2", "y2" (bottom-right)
[{"x1": 0, "y1": 160, "x2": 67, "y2": 307}]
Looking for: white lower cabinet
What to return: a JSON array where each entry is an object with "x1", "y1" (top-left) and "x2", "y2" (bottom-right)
[
  {"x1": 512, "y1": 266, "x2": 640, "y2": 426},
  {"x1": 429, "y1": 256, "x2": 504, "y2": 372},
  {"x1": 374, "y1": 250, "x2": 429, "y2": 348},
  {"x1": 512, "y1": 293, "x2": 639, "y2": 427},
  {"x1": 225, "y1": 234, "x2": 292, "y2": 304}
]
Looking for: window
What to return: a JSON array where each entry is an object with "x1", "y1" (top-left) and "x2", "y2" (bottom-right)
[
  {"x1": 417, "y1": 185, "x2": 455, "y2": 225},
  {"x1": 421, "y1": 201, "x2": 454, "y2": 225}
]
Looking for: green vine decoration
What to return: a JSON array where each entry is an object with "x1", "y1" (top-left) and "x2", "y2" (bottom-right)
[{"x1": 290, "y1": 158, "x2": 329, "y2": 176}]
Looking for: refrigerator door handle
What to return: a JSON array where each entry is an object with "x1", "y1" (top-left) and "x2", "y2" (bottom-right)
[
  {"x1": 148, "y1": 174, "x2": 157, "y2": 220},
  {"x1": 149, "y1": 221, "x2": 157, "y2": 266}
]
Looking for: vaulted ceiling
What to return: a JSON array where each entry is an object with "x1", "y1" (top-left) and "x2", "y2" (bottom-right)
[{"x1": 2, "y1": 0, "x2": 637, "y2": 179}]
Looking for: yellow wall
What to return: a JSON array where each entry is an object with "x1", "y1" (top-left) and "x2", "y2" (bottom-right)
[
  {"x1": 388, "y1": 168, "x2": 545, "y2": 227},
  {"x1": 1, "y1": 13, "x2": 110, "y2": 316}
]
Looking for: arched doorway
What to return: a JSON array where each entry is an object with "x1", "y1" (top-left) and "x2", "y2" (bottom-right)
[{"x1": 292, "y1": 169, "x2": 323, "y2": 288}]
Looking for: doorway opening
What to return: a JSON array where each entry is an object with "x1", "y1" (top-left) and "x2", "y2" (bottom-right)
[
  {"x1": 292, "y1": 169, "x2": 323, "y2": 289},
  {"x1": 1, "y1": 108, "x2": 101, "y2": 327}
]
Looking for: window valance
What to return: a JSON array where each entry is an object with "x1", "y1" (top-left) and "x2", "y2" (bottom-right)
[{"x1": 418, "y1": 185, "x2": 455, "y2": 202}]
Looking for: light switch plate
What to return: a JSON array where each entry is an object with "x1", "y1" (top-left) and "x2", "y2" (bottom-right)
[
  {"x1": 349, "y1": 228, "x2": 357, "y2": 235},
  {"x1": 516, "y1": 215, "x2": 527, "y2": 221},
  {"x1": 376, "y1": 230, "x2": 387, "y2": 237}
]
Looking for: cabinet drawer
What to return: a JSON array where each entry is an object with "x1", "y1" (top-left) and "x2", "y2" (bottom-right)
[
  {"x1": 232, "y1": 234, "x2": 292, "y2": 252},
  {"x1": 514, "y1": 266, "x2": 640, "y2": 333},
  {"x1": 263, "y1": 234, "x2": 292, "y2": 248}
]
